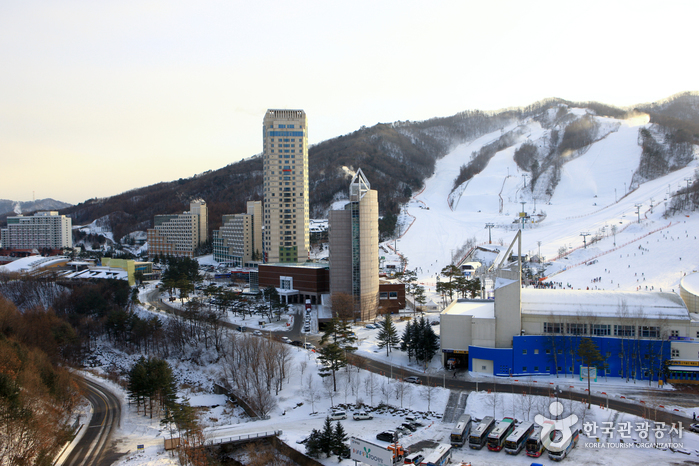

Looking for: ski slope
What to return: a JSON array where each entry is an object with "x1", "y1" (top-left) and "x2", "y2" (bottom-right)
[{"x1": 395, "y1": 110, "x2": 699, "y2": 293}]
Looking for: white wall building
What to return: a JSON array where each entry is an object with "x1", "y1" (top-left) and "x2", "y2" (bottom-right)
[{"x1": 1, "y1": 211, "x2": 72, "y2": 250}]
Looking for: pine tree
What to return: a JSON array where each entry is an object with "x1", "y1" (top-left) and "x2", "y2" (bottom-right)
[
  {"x1": 333, "y1": 421, "x2": 349, "y2": 457},
  {"x1": 306, "y1": 429, "x2": 321, "y2": 458},
  {"x1": 305, "y1": 429, "x2": 322, "y2": 458},
  {"x1": 320, "y1": 417, "x2": 335, "y2": 457},
  {"x1": 577, "y1": 338, "x2": 604, "y2": 409},
  {"x1": 377, "y1": 314, "x2": 400, "y2": 356},
  {"x1": 400, "y1": 319, "x2": 415, "y2": 361},
  {"x1": 317, "y1": 342, "x2": 347, "y2": 392}
]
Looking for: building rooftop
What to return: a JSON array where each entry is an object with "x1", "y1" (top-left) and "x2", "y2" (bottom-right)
[
  {"x1": 521, "y1": 288, "x2": 689, "y2": 320},
  {"x1": 260, "y1": 262, "x2": 329, "y2": 269},
  {"x1": 442, "y1": 299, "x2": 495, "y2": 319}
]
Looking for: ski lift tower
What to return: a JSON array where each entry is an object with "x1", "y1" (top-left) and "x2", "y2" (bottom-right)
[{"x1": 580, "y1": 232, "x2": 590, "y2": 248}]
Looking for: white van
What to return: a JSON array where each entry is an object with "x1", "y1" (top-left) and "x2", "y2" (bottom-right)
[{"x1": 329, "y1": 410, "x2": 347, "y2": 420}]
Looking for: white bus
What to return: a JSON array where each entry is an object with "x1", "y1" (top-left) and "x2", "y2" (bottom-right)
[
  {"x1": 503, "y1": 421, "x2": 534, "y2": 455},
  {"x1": 419, "y1": 443, "x2": 452, "y2": 466},
  {"x1": 450, "y1": 414, "x2": 472, "y2": 447},
  {"x1": 547, "y1": 428, "x2": 580, "y2": 461},
  {"x1": 468, "y1": 416, "x2": 494, "y2": 450},
  {"x1": 487, "y1": 417, "x2": 516, "y2": 452}
]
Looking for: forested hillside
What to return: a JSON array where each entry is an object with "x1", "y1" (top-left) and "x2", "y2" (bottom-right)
[{"x1": 6, "y1": 93, "x2": 696, "y2": 243}]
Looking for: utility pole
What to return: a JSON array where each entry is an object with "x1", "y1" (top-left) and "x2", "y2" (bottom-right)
[
  {"x1": 537, "y1": 240, "x2": 542, "y2": 261},
  {"x1": 519, "y1": 201, "x2": 527, "y2": 230},
  {"x1": 485, "y1": 223, "x2": 495, "y2": 244},
  {"x1": 635, "y1": 203, "x2": 643, "y2": 223},
  {"x1": 522, "y1": 173, "x2": 527, "y2": 189},
  {"x1": 580, "y1": 232, "x2": 590, "y2": 248}
]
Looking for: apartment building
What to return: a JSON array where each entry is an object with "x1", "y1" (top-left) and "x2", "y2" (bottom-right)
[
  {"x1": 212, "y1": 201, "x2": 262, "y2": 266},
  {"x1": 1, "y1": 211, "x2": 72, "y2": 250},
  {"x1": 262, "y1": 109, "x2": 309, "y2": 263},
  {"x1": 147, "y1": 200, "x2": 208, "y2": 260}
]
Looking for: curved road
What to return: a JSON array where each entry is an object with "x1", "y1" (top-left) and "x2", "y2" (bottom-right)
[
  {"x1": 62, "y1": 378, "x2": 122, "y2": 466},
  {"x1": 144, "y1": 287, "x2": 693, "y2": 428}
]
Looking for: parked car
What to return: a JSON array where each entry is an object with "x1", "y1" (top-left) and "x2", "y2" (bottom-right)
[
  {"x1": 401, "y1": 422, "x2": 418, "y2": 432},
  {"x1": 329, "y1": 410, "x2": 347, "y2": 420},
  {"x1": 430, "y1": 320, "x2": 439, "y2": 326},
  {"x1": 280, "y1": 336, "x2": 291, "y2": 343},
  {"x1": 253, "y1": 330, "x2": 262, "y2": 336},
  {"x1": 353, "y1": 411, "x2": 373, "y2": 420},
  {"x1": 303, "y1": 343, "x2": 316, "y2": 350},
  {"x1": 365, "y1": 324, "x2": 376, "y2": 329},
  {"x1": 690, "y1": 423, "x2": 699, "y2": 433},
  {"x1": 403, "y1": 376, "x2": 420, "y2": 384},
  {"x1": 291, "y1": 340, "x2": 302, "y2": 347},
  {"x1": 376, "y1": 430, "x2": 398, "y2": 442},
  {"x1": 404, "y1": 453, "x2": 424, "y2": 464}
]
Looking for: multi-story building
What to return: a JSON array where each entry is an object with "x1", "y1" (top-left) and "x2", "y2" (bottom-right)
[
  {"x1": 147, "y1": 200, "x2": 207, "y2": 260},
  {"x1": 1, "y1": 211, "x2": 72, "y2": 250},
  {"x1": 329, "y1": 169, "x2": 379, "y2": 322},
  {"x1": 212, "y1": 201, "x2": 262, "y2": 266},
  {"x1": 262, "y1": 109, "x2": 309, "y2": 263}
]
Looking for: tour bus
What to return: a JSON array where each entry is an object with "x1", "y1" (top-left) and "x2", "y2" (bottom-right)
[
  {"x1": 487, "y1": 417, "x2": 516, "y2": 452},
  {"x1": 546, "y1": 428, "x2": 580, "y2": 461},
  {"x1": 450, "y1": 414, "x2": 472, "y2": 447},
  {"x1": 419, "y1": 443, "x2": 452, "y2": 466},
  {"x1": 503, "y1": 421, "x2": 534, "y2": 455},
  {"x1": 468, "y1": 416, "x2": 494, "y2": 450},
  {"x1": 525, "y1": 425, "x2": 544, "y2": 458}
]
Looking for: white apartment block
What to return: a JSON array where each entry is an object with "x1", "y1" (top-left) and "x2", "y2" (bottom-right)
[
  {"x1": 262, "y1": 109, "x2": 310, "y2": 263},
  {"x1": 212, "y1": 201, "x2": 262, "y2": 266},
  {"x1": 1, "y1": 211, "x2": 72, "y2": 250},
  {"x1": 147, "y1": 200, "x2": 208, "y2": 260}
]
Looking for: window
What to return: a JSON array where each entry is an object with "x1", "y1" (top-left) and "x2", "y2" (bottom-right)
[
  {"x1": 614, "y1": 325, "x2": 635, "y2": 337},
  {"x1": 558, "y1": 349, "x2": 563, "y2": 355},
  {"x1": 534, "y1": 366, "x2": 539, "y2": 372},
  {"x1": 389, "y1": 291, "x2": 398, "y2": 299},
  {"x1": 671, "y1": 348, "x2": 679, "y2": 358},
  {"x1": 522, "y1": 349, "x2": 527, "y2": 355},
  {"x1": 379, "y1": 292, "x2": 388, "y2": 299},
  {"x1": 546, "y1": 366, "x2": 551, "y2": 372},
  {"x1": 534, "y1": 349, "x2": 539, "y2": 355},
  {"x1": 591, "y1": 324, "x2": 611, "y2": 336},
  {"x1": 639, "y1": 326, "x2": 659, "y2": 338},
  {"x1": 544, "y1": 322, "x2": 562, "y2": 333},
  {"x1": 566, "y1": 323, "x2": 587, "y2": 335},
  {"x1": 546, "y1": 349, "x2": 551, "y2": 355},
  {"x1": 522, "y1": 366, "x2": 527, "y2": 372},
  {"x1": 670, "y1": 330, "x2": 679, "y2": 337},
  {"x1": 481, "y1": 365, "x2": 486, "y2": 370}
]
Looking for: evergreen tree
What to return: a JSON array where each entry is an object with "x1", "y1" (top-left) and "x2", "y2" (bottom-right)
[
  {"x1": 305, "y1": 429, "x2": 322, "y2": 458},
  {"x1": 321, "y1": 316, "x2": 358, "y2": 352},
  {"x1": 400, "y1": 319, "x2": 415, "y2": 361},
  {"x1": 333, "y1": 421, "x2": 349, "y2": 457},
  {"x1": 317, "y1": 342, "x2": 347, "y2": 392},
  {"x1": 377, "y1": 314, "x2": 400, "y2": 356},
  {"x1": 320, "y1": 417, "x2": 335, "y2": 457},
  {"x1": 577, "y1": 338, "x2": 604, "y2": 409},
  {"x1": 411, "y1": 316, "x2": 440, "y2": 367}
]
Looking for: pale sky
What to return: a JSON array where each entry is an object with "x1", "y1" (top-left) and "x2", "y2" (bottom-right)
[{"x1": 1, "y1": 0, "x2": 697, "y2": 205}]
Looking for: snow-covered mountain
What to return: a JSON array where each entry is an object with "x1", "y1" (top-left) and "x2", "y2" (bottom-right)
[
  {"x1": 391, "y1": 102, "x2": 699, "y2": 296},
  {"x1": 0, "y1": 198, "x2": 71, "y2": 216}
]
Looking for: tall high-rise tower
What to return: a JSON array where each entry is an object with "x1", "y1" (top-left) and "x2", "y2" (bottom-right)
[
  {"x1": 329, "y1": 169, "x2": 379, "y2": 321},
  {"x1": 262, "y1": 109, "x2": 309, "y2": 263}
]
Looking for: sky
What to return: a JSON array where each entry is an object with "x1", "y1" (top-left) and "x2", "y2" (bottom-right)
[{"x1": 1, "y1": 0, "x2": 698, "y2": 205}]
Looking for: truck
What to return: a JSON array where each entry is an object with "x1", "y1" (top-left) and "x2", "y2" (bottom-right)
[
  {"x1": 305, "y1": 298, "x2": 312, "y2": 311},
  {"x1": 350, "y1": 437, "x2": 405, "y2": 465}
]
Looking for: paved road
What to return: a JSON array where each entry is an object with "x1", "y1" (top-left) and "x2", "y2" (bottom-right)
[
  {"x1": 144, "y1": 287, "x2": 693, "y2": 428},
  {"x1": 62, "y1": 378, "x2": 122, "y2": 466}
]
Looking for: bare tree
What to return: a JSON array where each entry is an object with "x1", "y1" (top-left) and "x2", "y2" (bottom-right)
[
  {"x1": 323, "y1": 377, "x2": 336, "y2": 408},
  {"x1": 380, "y1": 380, "x2": 394, "y2": 407},
  {"x1": 423, "y1": 376, "x2": 436, "y2": 412},
  {"x1": 305, "y1": 374, "x2": 320, "y2": 414},
  {"x1": 364, "y1": 372, "x2": 379, "y2": 406}
]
